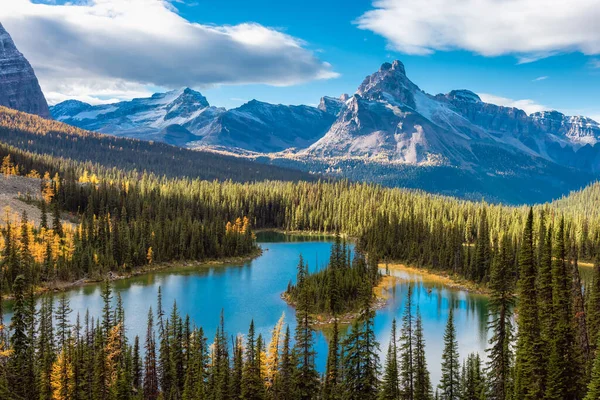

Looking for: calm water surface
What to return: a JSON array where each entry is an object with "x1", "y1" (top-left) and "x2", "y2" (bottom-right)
[{"x1": 4, "y1": 232, "x2": 490, "y2": 386}]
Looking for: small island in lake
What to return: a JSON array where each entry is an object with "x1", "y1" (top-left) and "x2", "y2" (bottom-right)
[{"x1": 283, "y1": 234, "x2": 388, "y2": 324}]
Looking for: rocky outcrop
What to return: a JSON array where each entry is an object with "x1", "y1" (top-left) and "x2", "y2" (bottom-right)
[{"x1": 0, "y1": 23, "x2": 50, "y2": 118}]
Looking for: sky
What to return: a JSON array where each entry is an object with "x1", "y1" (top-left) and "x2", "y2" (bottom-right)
[{"x1": 1, "y1": 0, "x2": 599, "y2": 121}]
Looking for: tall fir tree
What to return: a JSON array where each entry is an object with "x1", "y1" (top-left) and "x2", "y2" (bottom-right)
[
  {"x1": 545, "y1": 218, "x2": 584, "y2": 400},
  {"x1": 293, "y1": 256, "x2": 319, "y2": 400},
  {"x1": 438, "y1": 308, "x2": 460, "y2": 400},
  {"x1": 414, "y1": 310, "x2": 432, "y2": 400},
  {"x1": 486, "y1": 234, "x2": 515, "y2": 400},
  {"x1": 513, "y1": 209, "x2": 545, "y2": 399},
  {"x1": 379, "y1": 319, "x2": 400, "y2": 400}
]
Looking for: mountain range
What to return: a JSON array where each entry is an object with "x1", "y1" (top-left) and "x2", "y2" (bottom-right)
[
  {"x1": 1, "y1": 20, "x2": 598, "y2": 204},
  {"x1": 50, "y1": 60, "x2": 600, "y2": 203}
]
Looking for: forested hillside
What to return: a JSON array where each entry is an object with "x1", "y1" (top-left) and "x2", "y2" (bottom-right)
[
  {"x1": 1, "y1": 107, "x2": 600, "y2": 399},
  {"x1": 0, "y1": 107, "x2": 314, "y2": 183}
]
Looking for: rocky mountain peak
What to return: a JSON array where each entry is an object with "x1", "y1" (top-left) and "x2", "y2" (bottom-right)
[
  {"x1": 164, "y1": 87, "x2": 209, "y2": 120},
  {"x1": 318, "y1": 95, "x2": 348, "y2": 117},
  {"x1": 0, "y1": 23, "x2": 50, "y2": 118},
  {"x1": 356, "y1": 60, "x2": 418, "y2": 108}
]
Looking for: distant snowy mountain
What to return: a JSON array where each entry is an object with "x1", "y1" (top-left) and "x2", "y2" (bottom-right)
[
  {"x1": 306, "y1": 60, "x2": 600, "y2": 172},
  {"x1": 50, "y1": 60, "x2": 600, "y2": 203},
  {"x1": 52, "y1": 89, "x2": 334, "y2": 152}
]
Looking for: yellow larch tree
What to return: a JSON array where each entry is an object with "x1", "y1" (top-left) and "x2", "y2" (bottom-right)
[{"x1": 264, "y1": 313, "x2": 285, "y2": 390}]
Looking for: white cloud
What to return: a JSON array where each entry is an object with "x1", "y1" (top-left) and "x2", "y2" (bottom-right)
[
  {"x1": 1, "y1": 0, "x2": 338, "y2": 104},
  {"x1": 533, "y1": 76, "x2": 549, "y2": 82},
  {"x1": 357, "y1": 0, "x2": 600, "y2": 62},
  {"x1": 590, "y1": 59, "x2": 600, "y2": 69},
  {"x1": 478, "y1": 93, "x2": 547, "y2": 115}
]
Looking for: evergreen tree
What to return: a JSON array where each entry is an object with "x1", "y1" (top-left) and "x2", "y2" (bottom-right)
[
  {"x1": 414, "y1": 310, "x2": 432, "y2": 400},
  {"x1": 513, "y1": 209, "x2": 545, "y2": 399},
  {"x1": 323, "y1": 319, "x2": 341, "y2": 400},
  {"x1": 143, "y1": 308, "x2": 159, "y2": 400},
  {"x1": 486, "y1": 234, "x2": 515, "y2": 400},
  {"x1": 545, "y1": 218, "x2": 584, "y2": 400},
  {"x1": 7, "y1": 275, "x2": 35, "y2": 400},
  {"x1": 241, "y1": 320, "x2": 264, "y2": 400},
  {"x1": 460, "y1": 354, "x2": 485, "y2": 400},
  {"x1": 438, "y1": 308, "x2": 460, "y2": 400},
  {"x1": 341, "y1": 287, "x2": 380, "y2": 400},
  {"x1": 379, "y1": 319, "x2": 400, "y2": 400},
  {"x1": 400, "y1": 286, "x2": 415, "y2": 400},
  {"x1": 293, "y1": 256, "x2": 319, "y2": 400},
  {"x1": 275, "y1": 326, "x2": 293, "y2": 400}
]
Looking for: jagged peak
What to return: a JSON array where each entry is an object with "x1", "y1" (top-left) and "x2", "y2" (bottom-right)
[{"x1": 379, "y1": 60, "x2": 406, "y2": 75}]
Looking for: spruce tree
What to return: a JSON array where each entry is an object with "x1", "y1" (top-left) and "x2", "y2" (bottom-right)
[
  {"x1": 545, "y1": 218, "x2": 584, "y2": 399},
  {"x1": 400, "y1": 286, "x2": 415, "y2": 400},
  {"x1": 379, "y1": 319, "x2": 400, "y2": 400},
  {"x1": 143, "y1": 308, "x2": 159, "y2": 400},
  {"x1": 486, "y1": 234, "x2": 515, "y2": 400},
  {"x1": 513, "y1": 209, "x2": 544, "y2": 399},
  {"x1": 293, "y1": 256, "x2": 319, "y2": 400},
  {"x1": 438, "y1": 308, "x2": 460, "y2": 400},
  {"x1": 7, "y1": 275, "x2": 35, "y2": 400},
  {"x1": 323, "y1": 319, "x2": 341, "y2": 400},
  {"x1": 414, "y1": 310, "x2": 432, "y2": 400},
  {"x1": 241, "y1": 320, "x2": 265, "y2": 400}
]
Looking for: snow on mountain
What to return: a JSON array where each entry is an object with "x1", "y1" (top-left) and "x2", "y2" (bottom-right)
[
  {"x1": 52, "y1": 91, "x2": 333, "y2": 153},
  {"x1": 190, "y1": 100, "x2": 335, "y2": 153},
  {"x1": 49, "y1": 58, "x2": 600, "y2": 202},
  {"x1": 305, "y1": 60, "x2": 600, "y2": 176}
]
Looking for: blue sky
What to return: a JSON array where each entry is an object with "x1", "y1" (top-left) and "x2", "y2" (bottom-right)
[{"x1": 2, "y1": 0, "x2": 600, "y2": 120}]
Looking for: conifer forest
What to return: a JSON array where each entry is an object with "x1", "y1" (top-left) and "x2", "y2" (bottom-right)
[{"x1": 1, "y1": 103, "x2": 600, "y2": 400}]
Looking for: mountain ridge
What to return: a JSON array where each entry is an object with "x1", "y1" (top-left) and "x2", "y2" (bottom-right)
[{"x1": 48, "y1": 60, "x2": 600, "y2": 203}]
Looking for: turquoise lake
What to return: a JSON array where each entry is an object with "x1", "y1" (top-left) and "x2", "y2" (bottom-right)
[{"x1": 3, "y1": 231, "x2": 490, "y2": 386}]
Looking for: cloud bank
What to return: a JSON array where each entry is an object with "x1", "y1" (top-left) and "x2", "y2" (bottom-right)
[
  {"x1": 0, "y1": 0, "x2": 338, "y2": 104},
  {"x1": 357, "y1": 0, "x2": 600, "y2": 62}
]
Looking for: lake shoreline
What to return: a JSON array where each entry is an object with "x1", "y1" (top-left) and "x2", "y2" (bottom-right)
[
  {"x1": 382, "y1": 262, "x2": 489, "y2": 296},
  {"x1": 2, "y1": 247, "x2": 264, "y2": 301}
]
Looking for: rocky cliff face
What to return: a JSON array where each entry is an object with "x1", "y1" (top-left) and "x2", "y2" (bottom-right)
[{"x1": 0, "y1": 23, "x2": 50, "y2": 118}]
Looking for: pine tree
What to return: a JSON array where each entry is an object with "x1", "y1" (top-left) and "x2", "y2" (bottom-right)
[
  {"x1": 293, "y1": 256, "x2": 319, "y2": 400},
  {"x1": 56, "y1": 293, "x2": 72, "y2": 350},
  {"x1": 486, "y1": 234, "x2": 515, "y2": 400},
  {"x1": 460, "y1": 354, "x2": 485, "y2": 400},
  {"x1": 379, "y1": 319, "x2": 400, "y2": 400},
  {"x1": 513, "y1": 209, "x2": 544, "y2": 399},
  {"x1": 241, "y1": 320, "x2": 265, "y2": 400},
  {"x1": 438, "y1": 308, "x2": 460, "y2": 400},
  {"x1": 323, "y1": 319, "x2": 342, "y2": 400},
  {"x1": 275, "y1": 326, "x2": 293, "y2": 400},
  {"x1": 143, "y1": 308, "x2": 159, "y2": 400},
  {"x1": 545, "y1": 217, "x2": 584, "y2": 400},
  {"x1": 341, "y1": 287, "x2": 380, "y2": 400},
  {"x1": 414, "y1": 310, "x2": 432, "y2": 400},
  {"x1": 7, "y1": 275, "x2": 35, "y2": 400},
  {"x1": 400, "y1": 286, "x2": 415, "y2": 400}
]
